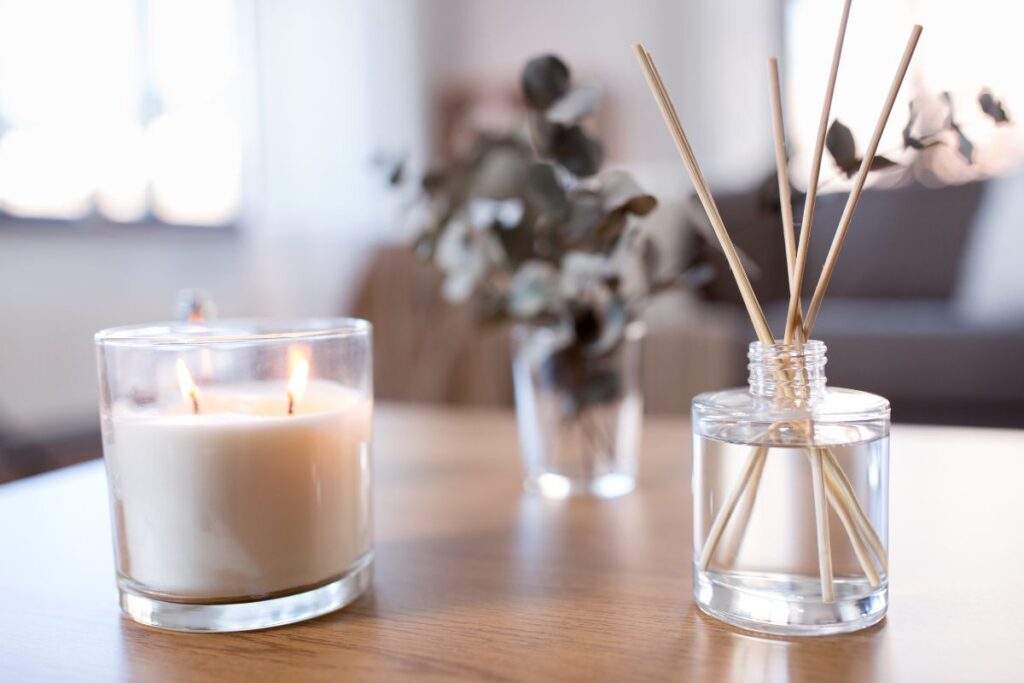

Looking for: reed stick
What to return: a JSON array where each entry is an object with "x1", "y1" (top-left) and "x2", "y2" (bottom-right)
[
  {"x1": 822, "y1": 450, "x2": 882, "y2": 586},
  {"x1": 633, "y1": 45, "x2": 774, "y2": 345},
  {"x1": 768, "y1": 58, "x2": 798, "y2": 290},
  {"x1": 802, "y1": 24, "x2": 924, "y2": 335},
  {"x1": 773, "y1": 57, "x2": 837, "y2": 598},
  {"x1": 783, "y1": 0, "x2": 853, "y2": 344},
  {"x1": 810, "y1": 450, "x2": 835, "y2": 601},
  {"x1": 768, "y1": 58, "x2": 807, "y2": 340},
  {"x1": 824, "y1": 451, "x2": 888, "y2": 572},
  {"x1": 698, "y1": 446, "x2": 768, "y2": 570},
  {"x1": 716, "y1": 444, "x2": 767, "y2": 566}
]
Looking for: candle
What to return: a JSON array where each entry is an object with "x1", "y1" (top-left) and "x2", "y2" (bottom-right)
[
  {"x1": 96, "y1": 318, "x2": 374, "y2": 631},
  {"x1": 106, "y1": 372, "x2": 372, "y2": 599}
]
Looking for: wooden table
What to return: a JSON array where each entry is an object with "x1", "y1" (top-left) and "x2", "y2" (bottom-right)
[{"x1": 2, "y1": 405, "x2": 1023, "y2": 682}]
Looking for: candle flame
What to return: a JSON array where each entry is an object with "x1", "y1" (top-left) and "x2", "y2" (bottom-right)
[
  {"x1": 176, "y1": 359, "x2": 200, "y2": 414},
  {"x1": 287, "y1": 354, "x2": 309, "y2": 415}
]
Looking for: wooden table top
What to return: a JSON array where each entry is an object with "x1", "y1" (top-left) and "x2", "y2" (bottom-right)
[{"x1": 2, "y1": 405, "x2": 1023, "y2": 682}]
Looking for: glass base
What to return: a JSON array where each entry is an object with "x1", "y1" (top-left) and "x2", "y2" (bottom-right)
[
  {"x1": 119, "y1": 554, "x2": 373, "y2": 633},
  {"x1": 525, "y1": 472, "x2": 636, "y2": 500},
  {"x1": 694, "y1": 567, "x2": 887, "y2": 636}
]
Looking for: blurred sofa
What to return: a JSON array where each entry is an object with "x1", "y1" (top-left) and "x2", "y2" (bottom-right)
[
  {"x1": 693, "y1": 177, "x2": 1024, "y2": 427},
  {"x1": 354, "y1": 175, "x2": 1024, "y2": 428}
]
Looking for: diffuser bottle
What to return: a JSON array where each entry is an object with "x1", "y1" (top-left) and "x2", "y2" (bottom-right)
[{"x1": 692, "y1": 340, "x2": 889, "y2": 635}]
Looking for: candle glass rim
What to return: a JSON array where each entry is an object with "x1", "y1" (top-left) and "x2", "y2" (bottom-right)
[{"x1": 95, "y1": 317, "x2": 372, "y2": 347}]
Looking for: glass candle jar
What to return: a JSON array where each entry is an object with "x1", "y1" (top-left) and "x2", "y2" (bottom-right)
[
  {"x1": 692, "y1": 341, "x2": 889, "y2": 635},
  {"x1": 95, "y1": 319, "x2": 373, "y2": 632}
]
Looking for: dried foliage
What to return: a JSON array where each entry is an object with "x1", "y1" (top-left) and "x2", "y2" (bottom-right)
[
  {"x1": 825, "y1": 88, "x2": 1012, "y2": 177},
  {"x1": 760, "y1": 87, "x2": 1015, "y2": 218},
  {"x1": 391, "y1": 54, "x2": 708, "y2": 411}
]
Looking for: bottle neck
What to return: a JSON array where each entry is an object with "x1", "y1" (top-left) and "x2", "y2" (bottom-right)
[{"x1": 748, "y1": 340, "x2": 827, "y2": 403}]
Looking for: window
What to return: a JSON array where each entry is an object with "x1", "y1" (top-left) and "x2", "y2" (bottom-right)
[{"x1": 0, "y1": 0, "x2": 241, "y2": 225}]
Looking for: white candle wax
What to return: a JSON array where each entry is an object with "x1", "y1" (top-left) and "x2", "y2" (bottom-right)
[{"x1": 105, "y1": 379, "x2": 372, "y2": 600}]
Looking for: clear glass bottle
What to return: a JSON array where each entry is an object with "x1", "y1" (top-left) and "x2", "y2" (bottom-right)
[
  {"x1": 692, "y1": 340, "x2": 889, "y2": 635},
  {"x1": 512, "y1": 322, "x2": 644, "y2": 499}
]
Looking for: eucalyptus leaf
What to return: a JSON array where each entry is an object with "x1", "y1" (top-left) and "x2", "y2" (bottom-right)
[
  {"x1": 467, "y1": 198, "x2": 525, "y2": 230},
  {"x1": 593, "y1": 210, "x2": 629, "y2": 252},
  {"x1": 979, "y1": 89, "x2": 1010, "y2": 124},
  {"x1": 413, "y1": 232, "x2": 435, "y2": 261},
  {"x1": 523, "y1": 322, "x2": 575, "y2": 369},
  {"x1": 591, "y1": 169, "x2": 658, "y2": 215},
  {"x1": 868, "y1": 155, "x2": 899, "y2": 172},
  {"x1": 523, "y1": 162, "x2": 568, "y2": 217},
  {"x1": 559, "y1": 191, "x2": 606, "y2": 245},
  {"x1": 950, "y1": 121, "x2": 975, "y2": 164},
  {"x1": 467, "y1": 198, "x2": 500, "y2": 230},
  {"x1": 434, "y1": 218, "x2": 470, "y2": 271},
  {"x1": 371, "y1": 151, "x2": 405, "y2": 186},
  {"x1": 421, "y1": 168, "x2": 447, "y2": 194},
  {"x1": 442, "y1": 266, "x2": 482, "y2": 303},
  {"x1": 941, "y1": 94, "x2": 975, "y2": 163},
  {"x1": 561, "y1": 251, "x2": 612, "y2": 299},
  {"x1": 473, "y1": 290, "x2": 509, "y2": 326},
  {"x1": 495, "y1": 199, "x2": 525, "y2": 228},
  {"x1": 470, "y1": 146, "x2": 529, "y2": 200},
  {"x1": 495, "y1": 219, "x2": 533, "y2": 268},
  {"x1": 570, "y1": 305, "x2": 601, "y2": 346},
  {"x1": 435, "y1": 218, "x2": 506, "y2": 303},
  {"x1": 522, "y1": 54, "x2": 571, "y2": 110},
  {"x1": 589, "y1": 296, "x2": 627, "y2": 356},
  {"x1": 507, "y1": 260, "x2": 561, "y2": 318},
  {"x1": 548, "y1": 124, "x2": 604, "y2": 177},
  {"x1": 901, "y1": 99, "x2": 946, "y2": 153},
  {"x1": 642, "y1": 237, "x2": 659, "y2": 291},
  {"x1": 546, "y1": 84, "x2": 603, "y2": 125},
  {"x1": 826, "y1": 119, "x2": 859, "y2": 176},
  {"x1": 903, "y1": 101, "x2": 924, "y2": 150}
]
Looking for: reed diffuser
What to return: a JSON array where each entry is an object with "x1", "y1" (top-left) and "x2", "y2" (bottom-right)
[{"x1": 635, "y1": 1, "x2": 922, "y2": 634}]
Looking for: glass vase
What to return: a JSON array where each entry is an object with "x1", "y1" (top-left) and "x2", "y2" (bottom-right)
[
  {"x1": 511, "y1": 321, "x2": 644, "y2": 499},
  {"x1": 692, "y1": 340, "x2": 889, "y2": 635},
  {"x1": 95, "y1": 318, "x2": 373, "y2": 632}
]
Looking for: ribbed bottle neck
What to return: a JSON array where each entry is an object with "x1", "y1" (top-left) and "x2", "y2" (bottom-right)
[{"x1": 748, "y1": 340, "x2": 827, "y2": 402}]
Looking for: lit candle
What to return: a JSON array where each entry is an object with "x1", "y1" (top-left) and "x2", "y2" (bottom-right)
[
  {"x1": 104, "y1": 352, "x2": 373, "y2": 602},
  {"x1": 97, "y1": 319, "x2": 374, "y2": 631}
]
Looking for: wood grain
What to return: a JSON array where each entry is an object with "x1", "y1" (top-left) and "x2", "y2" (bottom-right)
[{"x1": 2, "y1": 405, "x2": 1024, "y2": 682}]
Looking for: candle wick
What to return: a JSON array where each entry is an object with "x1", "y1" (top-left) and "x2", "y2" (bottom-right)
[
  {"x1": 190, "y1": 390, "x2": 200, "y2": 415},
  {"x1": 287, "y1": 392, "x2": 295, "y2": 416}
]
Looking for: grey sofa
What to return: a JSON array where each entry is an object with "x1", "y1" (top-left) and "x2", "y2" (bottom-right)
[{"x1": 691, "y1": 180, "x2": 1024, "y2": 427}]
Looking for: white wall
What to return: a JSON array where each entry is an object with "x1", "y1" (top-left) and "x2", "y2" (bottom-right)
[
  {"x1": 420, "y1": 0, "x2": 783, "y2": 193},
  {"x1": 0, "y1": 0, "x2": 783, "y2": 439},
  {"x1": 0, "y1": 227, "x2": 379, "y2": 436}
]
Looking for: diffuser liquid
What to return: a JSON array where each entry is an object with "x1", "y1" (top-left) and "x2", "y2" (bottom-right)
[{"x1": 693, "y1": 433, "x2": 889, "y2": 635}]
